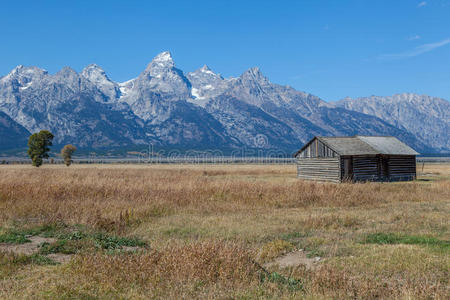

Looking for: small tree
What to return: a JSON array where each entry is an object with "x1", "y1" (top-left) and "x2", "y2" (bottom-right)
[
  {"x1": 27, "y1": 130, "x2": 54, "y2": 167},
  {"x1": 61, "y1": 144, "x2": 77, "y2": 166}
]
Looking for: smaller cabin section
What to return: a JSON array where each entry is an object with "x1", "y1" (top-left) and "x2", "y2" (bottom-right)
[
  {"x1": 295, "y1": 138, "x2": 340, "y2": 182},
  {"x1": 294, "y1": 136, "x2": 419, "y2": 182}
]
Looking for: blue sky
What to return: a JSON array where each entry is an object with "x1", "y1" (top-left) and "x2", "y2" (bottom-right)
[{"x1": 0, "y1": 0, "x2": 449, "y2": 101}]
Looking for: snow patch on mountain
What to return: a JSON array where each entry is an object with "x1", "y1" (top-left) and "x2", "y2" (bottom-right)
[{"x1": 118, "y1": 78, "x2": 136, "y2": 97}]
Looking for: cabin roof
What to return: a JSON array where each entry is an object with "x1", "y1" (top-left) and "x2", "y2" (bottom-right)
[
  {"x1": 356, "y1": 136, "x2": 419, "y2": 155},
  {"x1": 295, "y1": 136, "x2": 419, "y2": 156}
]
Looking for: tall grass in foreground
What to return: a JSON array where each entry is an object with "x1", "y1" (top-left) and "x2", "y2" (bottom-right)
[
  {"x1": 0, "y1": 164, "x2": 448, "y2": 299},
  {"x1": 0, "y1": 165, "x2": 448, "y2": 228}
]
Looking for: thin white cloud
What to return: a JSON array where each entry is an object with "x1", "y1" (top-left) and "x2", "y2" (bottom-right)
[
  {"x1": 407, "y1": 35, "x2": 421, "y2": 41},
  {"x1": 417, "y1": 1, "x2": 427, "y2": 7},
  {"x1": 379, "y1": 37, "x2": 450, "y2": 60}
]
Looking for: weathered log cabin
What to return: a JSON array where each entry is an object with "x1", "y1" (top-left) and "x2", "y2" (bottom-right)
[{"x1": 294, "y1": 136, "x2": 419, "y2": 182}]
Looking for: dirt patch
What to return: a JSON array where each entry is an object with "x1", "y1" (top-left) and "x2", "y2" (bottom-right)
[
  {"x1": 121, "y1": 246, "x2": 141, "y2": 252},
  {"x1": 0, "y1": 236, "x2": 57, "y2": 255},
  {"x1": 0, "y1": 234, "x2": 144, "y2": 263},
  {"x1": 263, "y1": 250, "x2": 322, "y2": 270},
  {"x1": 0, "y1": 235, "x2": 74, "y2": 264},
  {"x1": 419, "y1": 173, "x2": 439, "y2": 176},
  {"x1": 47, "y1": 253, "x2": 73, "y2": 264}
]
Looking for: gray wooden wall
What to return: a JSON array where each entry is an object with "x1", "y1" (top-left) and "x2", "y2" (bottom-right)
[
  {"x1": 339, "y1": 155, "x2": 416, "y2": 182},
  {"x1": 387, "y1": 155, "x2": 416, "y2": 181},
  {"x1": 344, "y1": 156, "x2": 379, "y2": 181},
  {"x1": 297, "y1": 158, "x2": 340, "y2": 182}
]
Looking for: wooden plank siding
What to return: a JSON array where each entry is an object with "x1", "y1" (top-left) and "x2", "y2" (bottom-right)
[
  {"x1": 338, "y1": 155, "x2": 416, "y2": 182},
  {"x1": 297, "y1": 158, "x2": 340, "y2": 182},
  {"x1": 387, "y1": 155, "x2": 416, "y2": 181},
  {"x1": 297, "y1": 139, "x2": 337, "y2": 158},
  {"x1": 345, "y1": 156, "x2": 379, "y2": 182}
]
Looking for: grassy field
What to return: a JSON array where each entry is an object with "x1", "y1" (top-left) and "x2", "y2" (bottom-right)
[{"x1": 0, "y1": 163, "x2": 448, "y2": 299}]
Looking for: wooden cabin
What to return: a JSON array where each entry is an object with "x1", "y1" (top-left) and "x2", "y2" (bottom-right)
[{"x1": 294, "y1": 136, "x2": 419, "y2": 182}]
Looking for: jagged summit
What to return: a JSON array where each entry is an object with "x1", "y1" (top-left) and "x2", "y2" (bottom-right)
[
  {"x1": 246, "y1": 66, "x2": 260, "y2": 73},
  {"x1": 189, "y1": 64, "x2": 222, "y2": 79},
  {"x1": 238, "y1": 67, "x2": 271, "y2": 87},
  {"x1": 0, "y1": 66, "x2": 48, "y2": 92},
  {"x1": 56, "y1": 66, "x2": 78, "y2": 77},
  {"x1": 81, "y1": 64, "x2": 112, "y2": 83},
  {"x1": 82, "y1": 64, "x2": 107, "y2": 79},
  {"x1": 187, "y1": 64, "x2": 227, "y2": 107},
  {"x1": 198, "y1": 65, "x2": 216, "y2": 75},
  {"x1": 145, "y1": 51, "x2": 175, "y2": 72},
  {"x1": 82, "y1": 63, "x2": 104, "y2": 72},
  {"x1": 153, "y1": 51, "x2": 173, "y2": 62},
  {"x1": 81, "y1": 64, "x2": 120, "y2": 101},
  {"x1": 200, "y1": 64, "x2": 211, "y2": 71},
  {"x1": 10, "y1": 65, "x2": 25, "y2": 73},
  {"x1": 1, "y1": 65, "x2": 47, "y2": 80},
  {"x1": 241, "y1": 67, "x2": 264, "y2": 79}
]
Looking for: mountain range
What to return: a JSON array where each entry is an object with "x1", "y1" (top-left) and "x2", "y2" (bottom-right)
[{"x1": 0, "y1": 51, "x2": 448, "y2": 154}]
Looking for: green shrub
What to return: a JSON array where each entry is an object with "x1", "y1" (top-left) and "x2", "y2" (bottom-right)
[
  {"x1": 364, "y1": 233, "x2": 449, "y2": 250},
  {"x1": 0, "y1": 231, "x2": 31, "y2": 244}
]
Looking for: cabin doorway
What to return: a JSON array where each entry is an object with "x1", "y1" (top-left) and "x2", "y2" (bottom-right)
[
  {"x1": 381, "y1": 156, "x2": 389, "y2": 179},
  {"x1": 343, "y1": 158, "x2": 353, "y2": 181}
]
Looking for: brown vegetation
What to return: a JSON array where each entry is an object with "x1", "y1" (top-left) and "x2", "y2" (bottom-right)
[{"x1": 0, "y1": 163, "x2": 448, "y2": 299}]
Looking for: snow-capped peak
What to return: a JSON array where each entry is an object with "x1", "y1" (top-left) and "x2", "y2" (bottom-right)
[
  {"x1": 81, "y1": 64, "x2": 112, "y2": 85},
  {"x1": 200, "y1": 65, "x2": 215, "y2": 74},
  {"x1": 153, "y1": 51, "x2": 173, "y2": 62},
  {"x1": 144, "y1": 51, "x2": 176, "y2": 74},
  {"x1": 189, "y1": 65, "x2": 223, "y2": 80},
  {"x1": 7, "y1": 65, "x2": 46, "y2": 77},
  {"x1": 150, "y1": 51, "x2": 174, "y2": 67},
  {"x1": 12, "y1": 65, "x2": 25, "y2": 72},
  {"x1": 82, "y1": 63, "x2": 104, "y2": 74},
  {"x1": 79, "y1": 64, "x2": 122, "y2": 101},
  {"x1": 1, "y1": 65, "x2": 48, "y2": 84},
  {"x1": 240, "y1": 67, "x2": 268, "y2": 84}
]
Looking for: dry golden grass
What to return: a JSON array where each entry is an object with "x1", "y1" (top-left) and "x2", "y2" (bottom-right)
[{"x1": 0, "y1": 163, "x2": 448, "y2": 299}]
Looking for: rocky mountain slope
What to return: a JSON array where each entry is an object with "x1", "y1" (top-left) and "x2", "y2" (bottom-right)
[
  {"x1": 0, "y1": 111, "x2": 30, "y2": 150},
  {"x1": 334, "y1": 94, "x2": 450, "y2": 153},
  {"x1": 0, "y1": 51, "x2": 444, "y2": 154}
]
